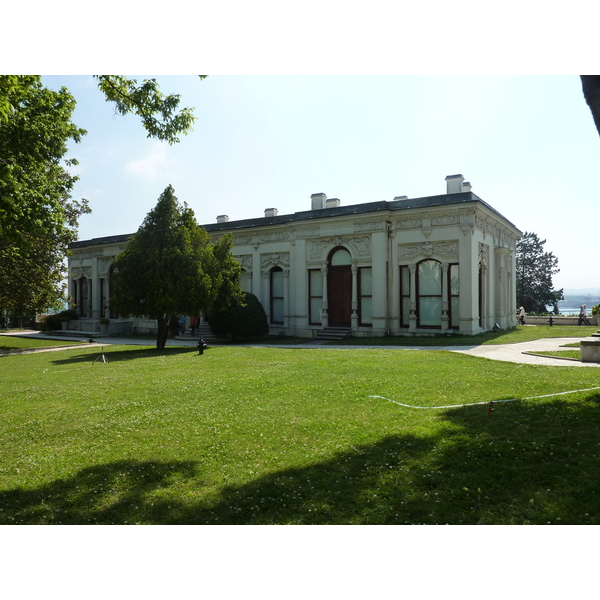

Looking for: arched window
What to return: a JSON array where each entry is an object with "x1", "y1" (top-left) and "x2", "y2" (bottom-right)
[
  {"x1": 270, "y1": 267, "x2": 284, "y2": 324},
  {"x1": 417, "y1": 259, "x2": 442, "y2": 328},
  {"x1": 330, "y1": 248, "x2": 351, "y2": 266}
]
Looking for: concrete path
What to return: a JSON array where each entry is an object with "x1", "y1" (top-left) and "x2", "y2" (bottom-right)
[{"x1": 1, "y1": 331, "x2": 599, "y2": 367}]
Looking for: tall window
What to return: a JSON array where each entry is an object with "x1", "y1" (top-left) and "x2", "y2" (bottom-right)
[
  {"x1": 239, "y1": 269, "x2": 252, "y2": 293},
  {"x1": 399, "y1": 265, "x2": 410, "y2": 327},
  {"x1": 359, "y1": 267, "x2": 372, "y2": 325},
  {"x1": 270, "y1": 267, "x2": 284, "y2": 324},
  {"x1": 79, "y1": 277, "x2": 89, "y2": 318},
  {"x1": 100, "y1": 278, "x2": 106, "y2": 317},
  {"x1": 449, "y1": 263, "x2": 459, "y2": 329},
  {"x1": 309, "y1": 269, "x2": 322, "y2": 325},
  {"x1": 417, "y1": 259, "x2": 442, "y2": 328}
]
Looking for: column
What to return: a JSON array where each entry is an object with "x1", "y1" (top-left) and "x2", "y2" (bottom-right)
[
  {"x1": 409, "y1": 264, "x2": 417, "y2": 331},
  {"x1": 441, "y1": 262, "x2": 449, "y2": 330},
  {"x1": 321, "y1": 265, "x2": 329, "y2": 328},
  {"x1": 283, "y1": 269, "x2": 290, "y2": 330},
  {"x1": 351, "y1": 263, "x2": 359, "y2": 330}
]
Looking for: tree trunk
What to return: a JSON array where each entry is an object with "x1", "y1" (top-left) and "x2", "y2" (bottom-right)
[{"x1": 156, "y1": 314, "x2": 170, "y2": 350}]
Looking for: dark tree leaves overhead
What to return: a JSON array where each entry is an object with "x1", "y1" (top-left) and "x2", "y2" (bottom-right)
[
  {"x1": 516, "y1": 231, "x2": 564, "y2": 314},
  {"x1": 110, "y1": 186, "x2": 243, "y2": 350},
  {"x1": 581, "y1": 75, "x2": 600, "y2": 137}
]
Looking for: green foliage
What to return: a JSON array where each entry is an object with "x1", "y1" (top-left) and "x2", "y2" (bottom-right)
[
  {"x1": 591, "y1": 304, "x2": 600, "y2": 317},
  {"x1": 94, "y1": 76, "x2": 204, "y2": 145},
  {"x1": 110, "y1": 186, "x2": 243, "y2": 349},
  {"x1": 516, "y1": 232, "x2": 563, "y2": 314},
  {"x1": 1, "y1": 75, "x2": 200, "y2": 318},
  {"x1": 41, "y1": 309, "x2": 79, "y2": 331},
  {"x1": 0, "y1": 76, "x2": 90, "y2": 316},
  {"x1": 208, "y1": 292, "x2": 269, "y2": 340}
]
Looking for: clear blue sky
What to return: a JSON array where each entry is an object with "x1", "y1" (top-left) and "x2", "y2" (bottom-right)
[{"x1": 41, "y1": 75, "x2": 600, "y2": 293}]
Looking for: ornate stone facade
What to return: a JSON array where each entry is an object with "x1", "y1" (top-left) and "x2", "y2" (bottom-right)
[{"x1": 67, "y1": 174, "x2": 521, "y2": 337}]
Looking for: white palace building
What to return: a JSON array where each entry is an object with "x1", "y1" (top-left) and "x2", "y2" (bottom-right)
[{"x1": 67, "y1": 174, "x2": 522, "y2": 338}]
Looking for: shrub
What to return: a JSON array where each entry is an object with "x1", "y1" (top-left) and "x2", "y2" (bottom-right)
[
  {"x1": 41, "y1": 313, "x2": 62, "y2": 331},
  {"x1": 207, "y1": 292, "x2": 269, "y2": 341},
  {"x1": 591, "y1": 304, "x2": 600, "y2": 317}
]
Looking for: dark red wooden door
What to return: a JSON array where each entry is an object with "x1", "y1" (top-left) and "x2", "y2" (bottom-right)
[{"x1": 328, "y1": 265, "x2": 352, "y2": 327}]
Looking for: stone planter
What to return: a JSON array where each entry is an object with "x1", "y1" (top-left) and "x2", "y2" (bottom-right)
[
  {"x1": 581, "y1": 339, "x2": 600, "y2": 363},
  {"x1": 61, "y1": 321, "x2": 69, "y2": 330},
  {"x1": 100, "y1": 323, "x2": 109, "y2": 334}
]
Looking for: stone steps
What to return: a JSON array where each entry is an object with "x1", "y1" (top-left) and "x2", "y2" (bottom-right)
[{"x1": 315, "y1": 327, "x2": 352, "y2": 341}]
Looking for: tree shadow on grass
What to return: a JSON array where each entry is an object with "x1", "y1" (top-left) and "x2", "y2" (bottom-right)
[
  {"x1": 0, "y1": 460, "x2": 202, "y2": 525},
  {"x1": 49, "y1": 346, "x2": 199, "y2": 366},
  {"x1": 3, "y1": 394, "x2": 600, "y2": 525}
]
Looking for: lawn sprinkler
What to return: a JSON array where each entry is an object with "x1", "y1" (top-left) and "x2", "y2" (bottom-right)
[{"x1": 197, "y1": 337, "x2": 208, "y2": 355}]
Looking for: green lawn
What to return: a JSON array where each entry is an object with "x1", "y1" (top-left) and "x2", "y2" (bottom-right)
[
  {"x1": 1, "y1": 344, "x2": 600, "y2": 524},
  {"x1": 334, "y1": 325, "x2": 598, "y2": 346},
  {"x1": 0, "y1": 335, "x2": 84, "y2": 352}
]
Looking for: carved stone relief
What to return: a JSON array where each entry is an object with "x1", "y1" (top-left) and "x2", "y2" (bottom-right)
[
  {"x1": 98, "y1": 257, "x2": 113, "y2": 275},
  {"x1": 293, "y1": 227, "x2": 320, "y2": 239},
  {"x1": 234, "y1": 235, "x2": 253, "y2": 245},
  {"x1": 259, "y1": 232, "x2": 289, "y2": 243},
  {"x1": 261, "y1": 252, "x2": 290, "y2": 269},
  {"x1": 353, "y1": 220, "x2": 386, "y2": 233},
  {"x1": 71, "y1": 266, "x2": 92, "y2": 279},
  {"x1": 309, "y1": 236, "x2": 371, "y2": 261},
  {"x1": 397, "y1": 241, "x2": 459, "y2": 261},
  {"x1": 234, "y1": 255, "x2": 253, "y2": 270},
  {"x1": 431, "y1": 213, "x2": 461, "y2": 226}
]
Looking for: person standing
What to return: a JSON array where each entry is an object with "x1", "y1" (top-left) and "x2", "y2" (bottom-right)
[
  {"x1": 178, "y1": 315, "x2": 187, "y2": 336},
  {"x1": 190, "y1": 316, "x2": 197, "y2": 335},
  {"x1": 518, "y1": 306, "x2": 526, "y2": 325}
]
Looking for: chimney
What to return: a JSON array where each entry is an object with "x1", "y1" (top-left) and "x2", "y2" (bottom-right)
[
  {"x1": 325, "y1": 198, "x2": 341, "y2": 208},
  {"x1": 311, "y1": 193, "x2": 327, "y2": 210},
  {"x1": 216, "y1": 215, "x2": 229, "y2": 223},
  {"x1": 264, "y1": 208, "x2": 278, "y2": 218},
  {"x1": 462, "y1": 181, "x2": 472, "y2": 192},
  {"x1": 393, "y1": 195, "x2": 409, "y2": 201},
  {"x1": 445, "y1": 174, "x2": 464, "y2": 194}
]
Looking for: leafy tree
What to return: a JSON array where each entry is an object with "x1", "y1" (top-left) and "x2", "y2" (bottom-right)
[
  {"x1": 0, "y1": 76, "x2": 90, "y2": 317},
  {"x1": 0, "y1": 75, "x2": 200, "y2": 317},
  {"x1": 516, "y1": 231, "x2": 564, "y2": 314},
  {"x1": 207, "y1": 292, "x2": 269, "y2": 341},
  {"x1": 110, "y1": 186, "x2": 243, "y2": 349}
]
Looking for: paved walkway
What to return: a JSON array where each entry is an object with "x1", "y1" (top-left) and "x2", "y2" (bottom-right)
[{"x1": 2, "y1": 330, "x2": 599, "y2": 367}]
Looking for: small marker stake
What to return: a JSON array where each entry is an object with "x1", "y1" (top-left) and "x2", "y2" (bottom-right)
[
  {"x1": 487, "y1": 401, "x2": 495, "y2": 417},
  {"x1": 93, "y1": 346, "x2": 108, "y2": 364}
]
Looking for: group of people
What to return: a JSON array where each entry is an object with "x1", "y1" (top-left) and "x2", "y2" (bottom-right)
[
  {"x1": 516, "y1": 305, "x2": 591, "y2": 326},
  {"x1": 578, "y1": 305, "x2": 591, "y2": 326},
  {"x1": 178, "y1": 315, "x2": 202, "y2": 336}
]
